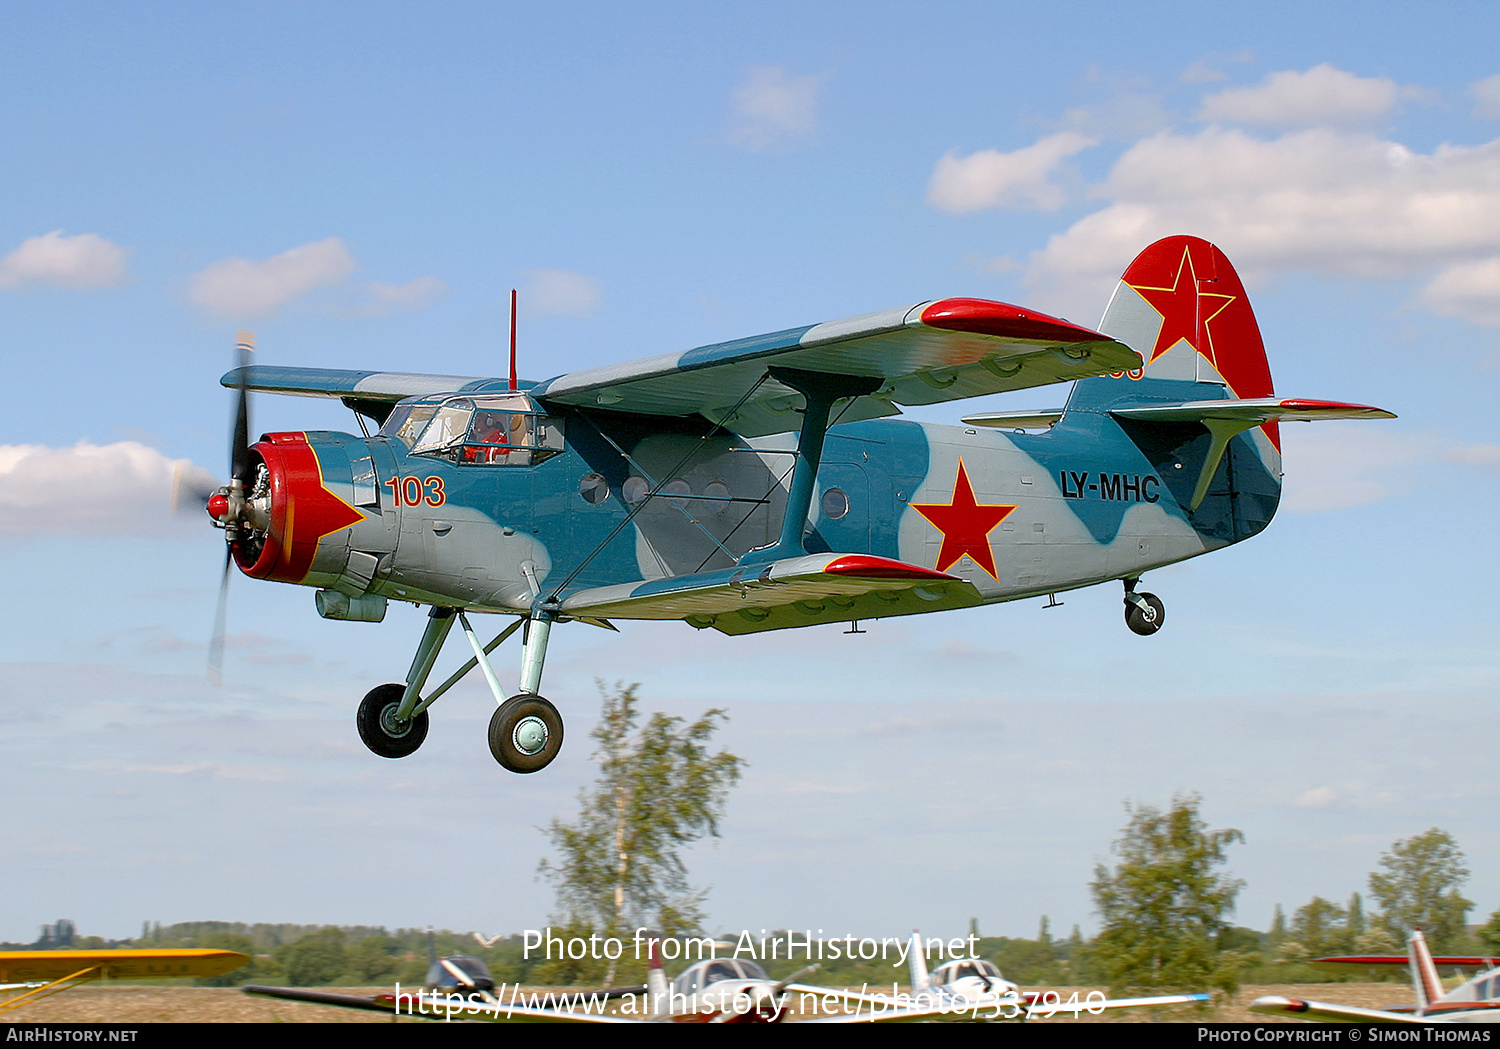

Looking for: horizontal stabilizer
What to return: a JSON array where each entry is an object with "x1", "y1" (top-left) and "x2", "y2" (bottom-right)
[
  {"x1": 1250, "y1": 995, "x2": 1426, "y2": 1024},
  {"x1": 1113, "y1": 398, "x2": 1395, "y2": 511},
  {"x1": 1111, "y1": 397, "x2": 1395, "y2": 424},
  {"x1": 960, "y1": 409, "x2": 1064, "y2": 430},
  {"x1": 1312, "y1": 954, "x2": 1500, "y2": 973},
  {"x1": 558, "y1": 553, "x2": 975, "y2": 626}
]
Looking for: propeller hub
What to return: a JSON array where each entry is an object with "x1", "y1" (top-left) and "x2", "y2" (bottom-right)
[{"x1": 206, "y1": 492, "x2": 230, "y2": 523}]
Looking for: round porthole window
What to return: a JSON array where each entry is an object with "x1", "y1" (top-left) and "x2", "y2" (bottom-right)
[
  {"x1": 664, "y1": 479, "x2": 692, "y2": 510},
  {"x1": 622, "y1": 476, "x2": 649, "y2": 506},
  {"x1": 821, "y1": 487, "x2": 849, "y2": 520},
  {"x1": 703, "y1": 480, "x2": 731, "y2": 516},
  {"x1": 579, "y1": 472, "x2": 610, "y2": 504}
]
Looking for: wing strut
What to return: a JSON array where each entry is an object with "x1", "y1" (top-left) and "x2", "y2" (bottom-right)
[{"x1": 740, "y1": 368, "x2": 881, "y2": 564}]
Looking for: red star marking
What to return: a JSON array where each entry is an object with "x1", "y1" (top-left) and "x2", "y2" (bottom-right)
[
  {"x1": 909, "y1": 460, "x2": 1016, "y2": 580},
  {"x1": 1128, "y1": 245, "x2": 1237, "y2": 367}
]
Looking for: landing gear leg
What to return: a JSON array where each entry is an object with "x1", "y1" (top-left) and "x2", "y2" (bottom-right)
[
  {"x1": 356, "y1": 607, "x2": 455, "y2": 759},
  {"x1": 488, "y1": 614, "x2": 563, "y2": 773},
  {"x1": 1122, "y1": 578, "x2": 1165, "y2": 636}
]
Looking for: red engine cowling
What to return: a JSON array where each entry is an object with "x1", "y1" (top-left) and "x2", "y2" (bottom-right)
[{"x1": 232, "y1": 433, "x2": 364, "y2": 583}]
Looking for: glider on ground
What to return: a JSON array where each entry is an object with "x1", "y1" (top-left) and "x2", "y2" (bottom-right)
[
  {"x1": 0, "y1": 948, "x2": 249, "y2": 1016},
  {"x1": 247, "y1": 946, "x2": 949, "y2": 1023},
  {"x1": 200, "y1": 235, "x2": 1393, "y2": 772},
  {"x1": 1251, "y1": 930, "x2": 1500, "y2": 1024},
  {"x1": 823, "y1": 930, "x2": 1208, "y2": 1021}
]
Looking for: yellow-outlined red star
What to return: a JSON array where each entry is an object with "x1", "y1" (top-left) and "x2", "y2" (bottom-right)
[
  {"x1": 1127, "y1": 244, "x2": 1237, "y2": 367},
  {"x1": 909, "y1": 460, "x2": 1016, "y2": 580}
]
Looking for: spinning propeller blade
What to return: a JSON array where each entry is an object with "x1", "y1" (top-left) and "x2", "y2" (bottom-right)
[{"x1": 207, "y1": 331, "x2": 255, "y2": 684}]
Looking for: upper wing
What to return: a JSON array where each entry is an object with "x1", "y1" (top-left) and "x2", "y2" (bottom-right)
[
  {"x1": 224, "y1": 298, "x2": 1140, "y2": 438},
  {"x1": 222, "y1": 366, "x2": 495, "y2": 402},
  {"x1": 1250, "y1": 995, "x2": 1424, "y2": 1024},
  {"x1": 531, "y1": 299, "x2": 1139, "y2": 436}
]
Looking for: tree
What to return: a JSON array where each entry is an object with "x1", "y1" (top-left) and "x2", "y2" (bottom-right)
[
  {"x1": 1282, "y1": 897, "x2": 1349, "y2": 961},
  {"x1": 1088, "y1": 794, "x2": 1244, "y2": 996},
  {"x1": 541, "y1": 683, "x2": 744, "y2": 982},
  {"x1": 1367, "y1": 828, "x2": 1473, "y2": 951}
]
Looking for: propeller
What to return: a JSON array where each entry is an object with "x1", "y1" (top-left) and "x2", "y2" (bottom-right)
[{"x1": 207, "y1": 331, "x2": 255, "y2": 684}]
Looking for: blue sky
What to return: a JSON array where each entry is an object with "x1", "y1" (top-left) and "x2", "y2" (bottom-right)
[{"x1": 2, "y1": 1, "x2": 1499, "y2": 949}]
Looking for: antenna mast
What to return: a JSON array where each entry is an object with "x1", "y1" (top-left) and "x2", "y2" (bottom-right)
[{"x1": 509, "y1": 289, "x2": 518, "y2": 391}]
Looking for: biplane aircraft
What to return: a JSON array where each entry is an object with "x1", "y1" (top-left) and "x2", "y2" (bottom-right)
[
  {"x1": 1251, "y1": 929, "x2": 1500, "y2": 1024},
  {"x1": 203, "y1": 235, "x2": 1392, "y2": 772}
]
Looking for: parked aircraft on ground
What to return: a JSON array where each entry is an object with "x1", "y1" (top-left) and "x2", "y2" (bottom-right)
[
  {"x1": 202, "y1": 236, "x2": 1392, "y2": 771},
  {"x1": 247, "y1": 945, "x2": 947, "y2": 1023},
  {"x1": 0, "y1": 948, "x2": 249, "y2": 1016},
  {"x1": 826, "y1": 930, "x2": 1208, "y2": 1021},
  {"x1": 1252, "y1": 930, "x2": 1500, "y2": 1023}
]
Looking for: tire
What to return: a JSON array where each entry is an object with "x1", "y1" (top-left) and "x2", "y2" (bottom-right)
[
  {"x1": 488, "y1": 694, "x2": 563, "y2": 773},
  {"x1": 1125, "y1": 592, "x2": 1165, "y2": 636},
  {"x1": 356, "y1": 683, "x2": 429, "y2": 758}
]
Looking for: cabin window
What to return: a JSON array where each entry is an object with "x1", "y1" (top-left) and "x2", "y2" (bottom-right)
[
  {"x1": 821, "y1": 487, "x2": 849, "y2": 520},
  {"x1": 392, "y1": 392, "x2": 565, "y2": 465}
]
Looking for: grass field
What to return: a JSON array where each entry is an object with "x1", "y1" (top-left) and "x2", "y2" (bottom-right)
[{"x1": 5, "y1": 983, "x2": 1409, "y2": 1023}]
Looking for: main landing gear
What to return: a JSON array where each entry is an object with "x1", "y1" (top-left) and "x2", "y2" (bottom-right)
[
  {"x1": 356, "y1": 606, "x2": 563, "y2": 773},
  {"x1": 1122, "y1": 578, "x2": 1165, "y2": 636}
]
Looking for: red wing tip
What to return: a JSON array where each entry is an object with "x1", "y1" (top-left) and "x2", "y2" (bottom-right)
[
  {"x1": 824, "y1": 555, "x2": 958, "y2": 581},
  {"x1": 1277, "y1": 399, "x2": 1395, "y2": 416},
  {"x1": 920, "y1": 298, "x2": 1108, "y2": 344}
]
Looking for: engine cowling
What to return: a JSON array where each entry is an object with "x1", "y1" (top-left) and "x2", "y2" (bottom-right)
[{"x1": 221, "y1": 432, "x2": 368, "y2": 584}]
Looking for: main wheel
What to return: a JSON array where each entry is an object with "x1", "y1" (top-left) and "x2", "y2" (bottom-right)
[
  {"x1": 356, "y1": 683, "x2": 429, "y2": 758},
  {"x1": 489, "y1": 694, "x2": 563, "y2": 773},
  {"x1": 1125, "y1": 592, "x2": 1165, "y2": 636}
]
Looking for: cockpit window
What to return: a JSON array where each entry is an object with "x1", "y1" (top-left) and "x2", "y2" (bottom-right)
[
  {"x1": 737, "y1": 960, "x2": 769, "y2": 981},
  {"x1": 382, "y1": 403, "x2": 439, "y2": 450},
  {"x1": 386, "y1": 392, "x2": 564, "y2": 465},
  {"x1": 412, "y1": 400, "x2": 475, "y2": 455},
  {"x1": 701, "y1": 961, "x2": 740, "y2": 985}
]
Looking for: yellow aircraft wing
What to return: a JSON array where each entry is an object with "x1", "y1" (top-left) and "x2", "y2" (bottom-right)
[{"x1": 0, "y1": 949, "x2": 249, "y2": 1015}]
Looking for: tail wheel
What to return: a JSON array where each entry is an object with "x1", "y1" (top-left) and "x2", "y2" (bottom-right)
[
  {"x1": 489, "y1": 694, "x2": 563, "y2": 773},
  {"x1": 1125, "y1": 592, "x2": 1165, "y2": 636},
  {"x1": 357, "y1": 683, "x2": 429, "y2": 758}
]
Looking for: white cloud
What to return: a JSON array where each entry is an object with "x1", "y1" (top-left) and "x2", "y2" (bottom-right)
[
  {"x1": 0, "y1": 443, "x2": 216, "y2": 536},
  {"x1": 927, "y1": 132, "x2": 1096, "y2": 213},
  {"x1": 188, "y1": 237, "x2": 356, "y2": 318},
  {"x1": 1294, "y1": 786, "x2": 1340, "y2": 809},
  {"x1": 728, "y1": 66, "x2": 821, "y2": 152},
  {"x1": 1196, "y1": 64, "x2": 1400, "y2": 126},
  {"x1": 1181, "y1": 49, "x2": 1255, "y2": 85},
  {"x1": 0, "y1": 230, "x2": 129, "y2": 289},
  {"x1": 522, "y1": 268, "x2": 601, "y2": 316},
  {"x1": 1022, "y1": 126, "x2": 1500, "y2": 317},
  {"x1": 1279, "y1": 428, "x2": 1499, "y2": 513},
  {"x1": 356, "y1": 276, "x2": 447, "y2": 317},
  {"x1": 1442, "y1": 443, "x2": 1500, "y2": 466},
  {"x1": 1470, "y1": 74, "x2": 1500, "y2": 119},
  {"x1": 1419, "y1": 256, "x2": 1500, "y2": 325}
]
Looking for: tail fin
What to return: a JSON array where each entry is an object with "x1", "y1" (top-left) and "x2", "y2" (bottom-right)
[
  {"x1": 1409, "y1": 930, "x2": 1445, "y2": 1012},
  {"x1": 908, "y1": 931, "x2": 932, "y2": 994},
  {"x1": 1062, "y1": 235, "x2": 1284, "y2": 530},
  {"x1": 643, "y1": 935, "x2": 669, "y2": 1011},
  {"x1": 1096, "y1": 235, "x2": 1274, "y2": 401}
]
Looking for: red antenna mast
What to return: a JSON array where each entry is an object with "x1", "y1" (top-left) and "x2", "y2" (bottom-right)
[{"x1": 509, "y1": 288, "x2": 518, "y2": 391}]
